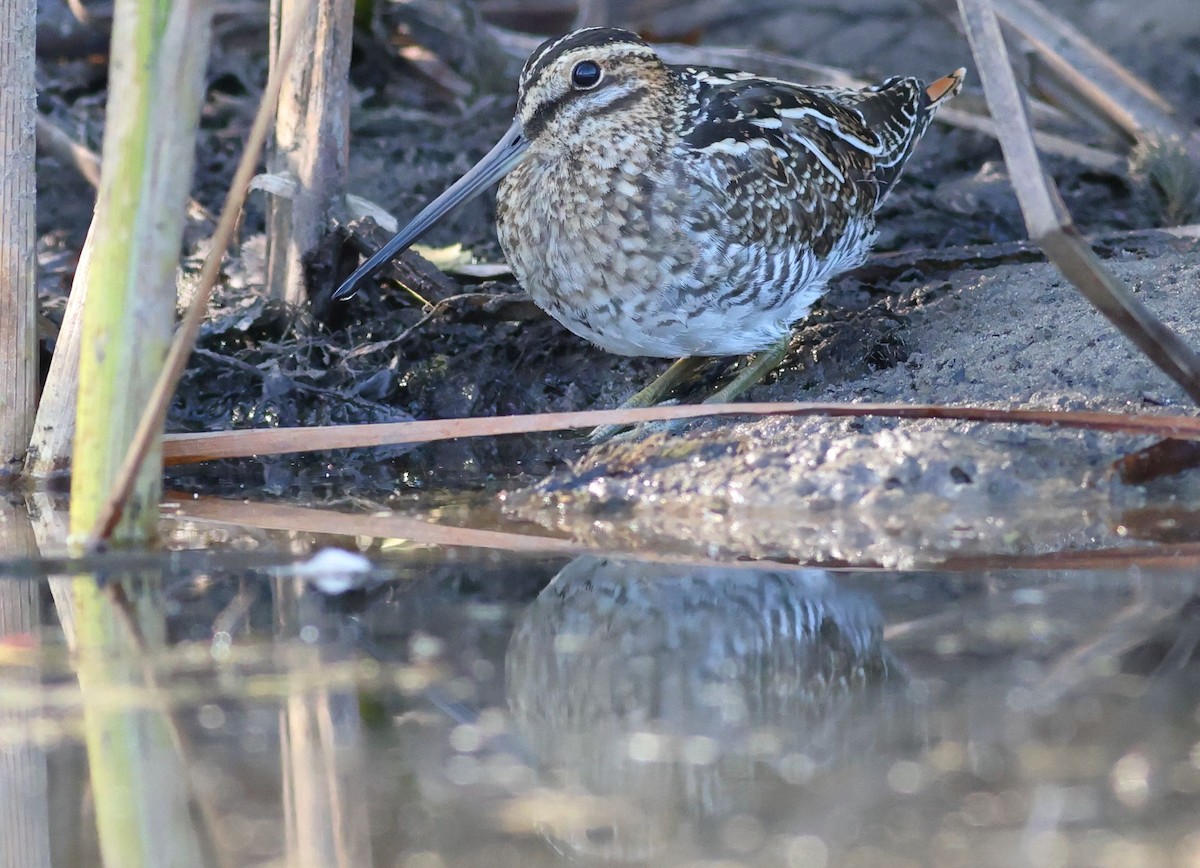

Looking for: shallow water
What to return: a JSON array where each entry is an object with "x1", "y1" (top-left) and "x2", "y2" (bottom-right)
[{"x1": 2, "y1": 500, "x2": 1200, "y2": 867}]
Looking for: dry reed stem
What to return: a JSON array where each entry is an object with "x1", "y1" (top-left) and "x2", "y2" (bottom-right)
[
  {"x1": 34, "y1": 114, "x2": 101, "y2": 188},
  {"x1": 160, "y1": 402, "x2": 1200, "y2": 465},
  {"x1": 933, "y1": 104, "x2": 1125, "y2": 173},
  {"x1": 993, "y1": 0, "x2": 1186, "y2": 143},
  {"x1": 956, "y1": 0, "x2": 1200, "y2": 404},
  {"x1": 25, "y1": 220, "x2": 95, "y2": 478}
]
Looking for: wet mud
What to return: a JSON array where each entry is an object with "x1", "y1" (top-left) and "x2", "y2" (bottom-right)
[{"x1": 32, "y1": 0, "x2": 1200, "y2": 559}]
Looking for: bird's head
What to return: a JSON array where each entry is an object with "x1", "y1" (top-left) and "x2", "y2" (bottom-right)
[
  {"x1": 514, "y1": 28, "x2": 675, "y2": 148},
  {"x1": 332, "y1": 28, "x2": 673, "y2": 301}
]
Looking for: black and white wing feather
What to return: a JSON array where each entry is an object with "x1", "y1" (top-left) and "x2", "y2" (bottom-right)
[{"x1": 675, "y1": 67, "x2": 957, "y2": 258}]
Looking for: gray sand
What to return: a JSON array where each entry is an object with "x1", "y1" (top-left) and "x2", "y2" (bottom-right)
[{"x1": 507, "y1": 243, "x2": 1200, "y2": 567}]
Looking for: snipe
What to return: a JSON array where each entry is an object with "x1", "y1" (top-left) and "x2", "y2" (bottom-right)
[{"x1": 335, "y1": 28, "x2": 964, "y2": 423}]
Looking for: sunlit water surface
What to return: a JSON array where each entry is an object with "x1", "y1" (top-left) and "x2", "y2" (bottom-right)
[{"x1": 2, "y1": 504, "x2": 1200, "y2": 868}]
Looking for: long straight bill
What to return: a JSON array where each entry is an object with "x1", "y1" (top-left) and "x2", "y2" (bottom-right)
[{"x1": 334, "y1": 120, "x2": 529, "y2": 300}]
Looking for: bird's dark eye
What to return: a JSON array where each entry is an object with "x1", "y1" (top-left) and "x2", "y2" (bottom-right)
[{"x1": 571, "y1": 60, "x2": 602, "y2": 89}]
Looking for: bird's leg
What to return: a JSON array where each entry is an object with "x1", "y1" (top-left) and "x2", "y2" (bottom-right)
[
  {"x1": 702, "y1": 333, "x2": 792, "y2": 405},
  {"x1": 620, "y1": 355, "x2": 711, "y2": 408},
  {"x1": 587, "y1": 355, "x2": 710, "y2": 442},
  {"x1": 587, "y1": 336, "x2": 794, "y2": 442}
]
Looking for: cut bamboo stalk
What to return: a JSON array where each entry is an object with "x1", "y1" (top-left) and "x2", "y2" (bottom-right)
[
  {"x1": 0, "y1": 0, "x2": 38, "y2": 476},
  {"x1": 68, "y1": 0, "x2": 215, "y2": 542},
  {"x1": 956, "y1": 0, "x2": 1200, "y2": 405},
  {"x1": 264, "y1": 0, "x2": 354, "y2": 305}
]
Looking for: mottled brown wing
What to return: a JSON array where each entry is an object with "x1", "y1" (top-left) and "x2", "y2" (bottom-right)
[{"x1": 676, "y1": 69, "x2": 915, "y2": 258}]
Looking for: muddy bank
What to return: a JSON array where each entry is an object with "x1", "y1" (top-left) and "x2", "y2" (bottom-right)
[
  {"x1": 504, "y1": 243, "x2": 1200, "y2": 567},
  {"x1": 31, "y1": 0, "x2": 1200, "y2": 533}
]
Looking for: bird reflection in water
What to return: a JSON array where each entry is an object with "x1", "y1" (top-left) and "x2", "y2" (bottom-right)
[{"x1": 505, "y1": 557, "x2": 905, "y2": 862}]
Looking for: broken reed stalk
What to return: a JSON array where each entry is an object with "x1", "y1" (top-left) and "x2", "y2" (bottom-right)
[
  {"x1": 25, "y1": 220, "x2": 95, "y2": 478},
  {"x1": 86, "y1": 4, "x2": 309, "y2": 546},
  {"x1": 0, "y1": 0, "x2": 37, "y2": 478},
  {"x1": 264, "y1": 0, "x2": 354, "y2": 305},
  {"x1": 955, "y1": 0, "x2": 1200, "y2": 405},
  {"x1": 159, "y1": 402, "x2": 1200, "y2": 465}
]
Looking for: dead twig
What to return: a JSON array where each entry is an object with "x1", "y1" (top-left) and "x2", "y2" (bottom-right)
[
  {"x1": 339, "y1": 218, "x2": 460, "y2": 305},
  {"x1": 1113, "y1": 439, "x2": 1200, "y2": 485},
  {"x1": 1031, "y1": 594, "x2": 1185, "y2": 706},
  {"x1": 35, "y1": 112, "x2": 216, "y2": 222}
]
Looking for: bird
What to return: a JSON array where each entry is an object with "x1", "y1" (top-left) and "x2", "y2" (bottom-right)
[
  {"x1": 505, "y1": 557, "x2": 893, "y2": 860},
  {"x1": 334, "y1": 27, "x2": 964, "y2": 425}
]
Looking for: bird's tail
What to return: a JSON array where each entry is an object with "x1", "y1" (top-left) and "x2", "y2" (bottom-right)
[
  {"x1": 864, "y1": 67, "x2": 966, "y2": 203},
  {"x1": 925, "y1": 67, "x2": 966, "y2": 106}
]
